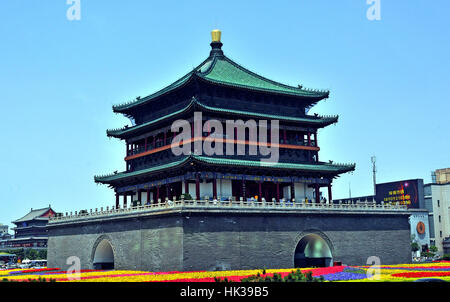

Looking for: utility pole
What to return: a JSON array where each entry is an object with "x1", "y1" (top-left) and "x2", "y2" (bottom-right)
[{"x1": 371, "y1": 156, "x2": 377, "y2": 196}]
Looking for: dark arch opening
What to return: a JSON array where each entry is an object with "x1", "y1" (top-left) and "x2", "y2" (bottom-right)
[
  {"x1": 294, "y1": 234, "x2": 333, "y2": 268},
  {"x1": 93, "y1": 239, "x2": 115, "y2": 270}
]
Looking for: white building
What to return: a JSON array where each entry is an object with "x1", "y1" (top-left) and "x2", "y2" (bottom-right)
[
  {"x1": 0, "y1": 224, "x2": 8, "y2": 235},
  {"x1": 424, "y1": 175, "x2": 450, "y2": 254},
  {"x1": 409, "y1": 211, "x2": 430, "y2": 252}
]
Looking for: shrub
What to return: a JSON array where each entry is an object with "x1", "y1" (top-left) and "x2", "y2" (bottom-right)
[
  {"x1": 411, "y1": 242, "x2": 420, "y2": 252},
  {"x1": 429, "y1": 246, "x2": 438, "y2": 253},
  {"x1": 216, "y1": 269, "x2": 324, "y2": 282},
  {"x1": 421, "y1": 252, "x2": 435, "y2": 258},
  {"x1": 180, "y1": 193, "x2": 193, "y2": 200},
  {"x1": 2, "y1": 277, "x2": 56, "y2": 283}
]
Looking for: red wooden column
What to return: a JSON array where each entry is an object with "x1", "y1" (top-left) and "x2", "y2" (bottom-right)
[
  {"x1": 291, "y1": 182, "x2": 296, "y2": 200},
  {"x1": 276, "y1": 183, "x2": 280, "y2": 202},
  {"x1": 308, "y1": 132, "x2": 313, "y2": 162},
  {"x1": 328, "y1": 184, "x2": 333, "y2": 203},
  {"x1": 315, "y1": 184, "x2": 320, "y2": 203},
  {"x1": 156, "y1": 186, "x2": 160, "y2": 202},
  {"x1": 212, "y1": 177, "x2": 217, "y2": 199},
  {"x1": 315, "y1": 132, "x2": 319, "y2": 162},
  {"x1": 137, "y1": 190, "x2": 141, "y2": 206},
  {"x1": 258, "y1": 182, "x2": 262, "y2": 201},
  {"x1": 242, "y1": 179, "x2": 246, "y2": 201},
  {"x1": 184, "y1": 180, "x2": 190, "y2": 195},
  {"x1": 123, "y1": 193, "x2": 128, "y2": 208},
  {"x1": 115, "y1": 193, "x2": 120, "y2": 209},
  {"x1": 147, "y1": 189, "x2": 151, "y2": 204},
  {"x1": 166, "y1": 184, "x2": 170, "y2": 200},
  {"x1": 195, "y1": 174, "x2": 201, "y2": 200}
]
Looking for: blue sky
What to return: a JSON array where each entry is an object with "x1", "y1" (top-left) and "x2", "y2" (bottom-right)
[{"x1": 0, "y1": 0, "x2": 449, "y2": 228}]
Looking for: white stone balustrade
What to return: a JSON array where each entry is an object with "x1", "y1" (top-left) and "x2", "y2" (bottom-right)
[{"x1": 49, "y1": 199, "x2": 409, "y2": 223}]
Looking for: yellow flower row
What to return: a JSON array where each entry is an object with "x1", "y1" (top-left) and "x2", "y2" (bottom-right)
[
  {"x1": 0, "y1": 269, "x2": 25, "y2": 276},
  {"x1": 3, "y1": 270, "x2": 146, "y2": 281},
  {"x1": 68, "y1": 268, "x2": 303, "y2": 283}
]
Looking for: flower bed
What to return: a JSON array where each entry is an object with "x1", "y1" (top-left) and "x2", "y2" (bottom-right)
[{"x1": 1, "y1": 263, "x2": 449, "y2": 282}]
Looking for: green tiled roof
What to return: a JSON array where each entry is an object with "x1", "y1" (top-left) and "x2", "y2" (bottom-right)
[
  {"x1": 94, "y1": 157, "x2": 191, "y2": 183},
  {"x1": 107, "y1": 98, "x2": 197, "y2": 137},
  {"x1": 94, "y1": 155, "x2": 355, "y2": 184},
  {"x1": 201, "y1": 57, "x2": 328, "y2": 98},
  {"x1": 113, "y1": 51, "x2": 329, "y2": 112},
  {"x1": 12, "y1": 207, "x2": 53, "y2": 224},
  {"x1": 107, "y1": 97, "x2": 338, "y2": 138},
  {"x1": 193, "y1": 156, "x2": 355, "y2": 174},
  {"x1": 199, "y1": 100, "x2": 338, "y2": 125}
]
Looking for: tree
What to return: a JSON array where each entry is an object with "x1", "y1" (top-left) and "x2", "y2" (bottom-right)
[
  {"x1": 25, "y1": 249, "x2": 38, "y2": 260},
  {"x1": 430, "y1": 245, "x2": 438, "y2": 253},
  {"x1": 35, "y1": 250, "x2": 47, "y2": 260},
  {"x1": 411, "y1": 242, "x2": 420, "y2": 253},
  {"x1": 8, "y1": 249, "x2": 24, "y2": 260}
]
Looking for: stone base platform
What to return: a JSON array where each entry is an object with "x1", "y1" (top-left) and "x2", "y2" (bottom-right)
[{"x1": 47, "y1": 201, "x2": 414, "y2": 271}]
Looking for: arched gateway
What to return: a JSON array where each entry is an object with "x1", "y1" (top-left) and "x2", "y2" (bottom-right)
[
  {"x1": 294, "y1": 233, "x2": 333, "y2": 268},
  {"x1": 92, "y1": 238, "x2": 115, "y2": 270}
]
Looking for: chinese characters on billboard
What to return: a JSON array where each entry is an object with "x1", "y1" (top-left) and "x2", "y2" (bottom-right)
[{"x1": 375, "y1": 180, "x2": 422, "y2": 209}]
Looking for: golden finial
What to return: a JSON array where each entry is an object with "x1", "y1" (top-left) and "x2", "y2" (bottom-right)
[{"x1": 211, "y1": 29, "x2": 222, "y2": 43}]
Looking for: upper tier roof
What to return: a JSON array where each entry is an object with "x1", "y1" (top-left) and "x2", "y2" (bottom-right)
[{"x1": 112, "y1": 41, "x2": 329, "y2": 113}]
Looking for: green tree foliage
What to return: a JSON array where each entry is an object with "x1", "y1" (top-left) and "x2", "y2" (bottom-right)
[
  {"x1": 180, "y1": 193, "x2": 193, "y2": 200},
  {"x1": 6, "y1": 248, "x2": 47, "y2": 260},
  {"x1": 429, "y1": 246, "x2": 438, "y2": 253},
  {"x1": 411, "y1": 242, "x2": 420, "y2": 252},
  {"x1": 421, "y1": 252, "x2": 435, "y2": 258},
  {"x1": 37, "y1": 250, "x2": 47, "y2": 260}
]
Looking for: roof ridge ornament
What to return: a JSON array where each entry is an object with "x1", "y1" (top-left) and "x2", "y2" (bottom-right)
[
  {"x1": 210, "y1": 29, "x2": 224, "y2": 57},
  {"x1": 211, "y1": 29, "x2": 221, "y2": 42}
]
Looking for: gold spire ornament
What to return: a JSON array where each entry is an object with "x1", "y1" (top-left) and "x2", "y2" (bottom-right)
[{"x1": 211, "y1": 29, "x2": 222, "y2": 43}]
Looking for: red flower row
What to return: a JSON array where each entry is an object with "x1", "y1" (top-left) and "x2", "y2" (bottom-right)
[{"x1": 392, "y1": 271, "x2": 450, "y2": 278}]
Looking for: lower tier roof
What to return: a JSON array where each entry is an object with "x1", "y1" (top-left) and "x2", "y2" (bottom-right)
[{"x1": 94, "y1": 155, "x2": 355, "y2": 186}]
